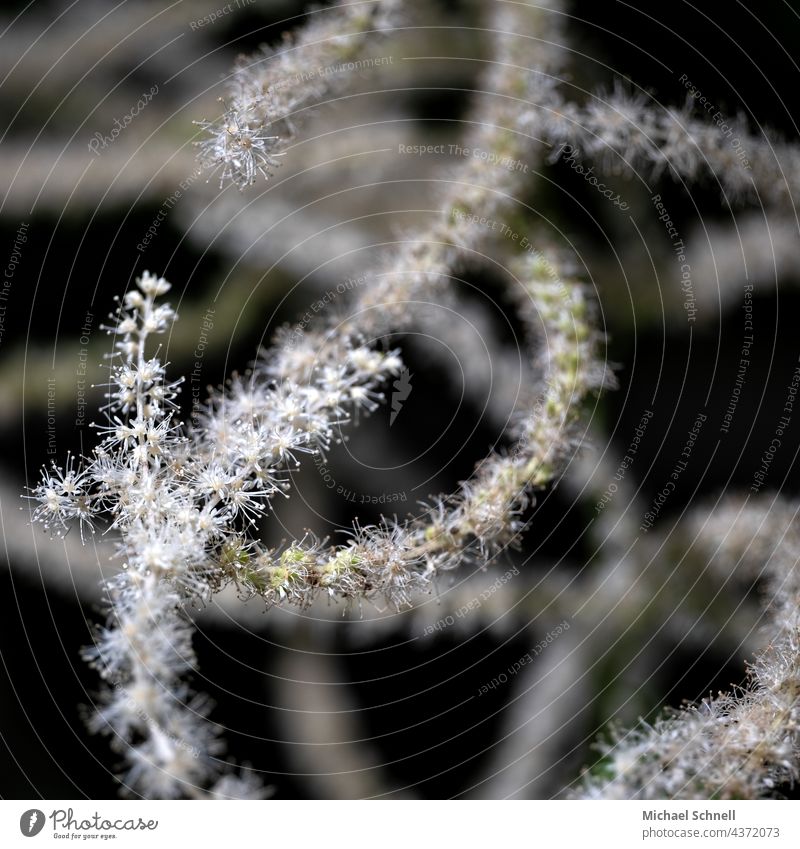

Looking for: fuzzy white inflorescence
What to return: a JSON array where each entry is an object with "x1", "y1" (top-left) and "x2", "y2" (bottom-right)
[
  {"x1": 28, "y1": 270, "x2": 402, "y2": 797},
  {"x1": 194, "y1": 0, "x2": 400, "y2": 188},
  {"x1": 28, "y1": 235, "x2": 604, "y2": 795},
  {"x1": 574, "y1": 498, "x2": 800, "y2": 800},
  {"x1": 540, "y1": 85, "x2": 800, "y2": 205}
]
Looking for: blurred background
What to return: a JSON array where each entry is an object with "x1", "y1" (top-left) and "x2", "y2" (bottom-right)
[{"x1": 2, "y1": 0, "x2": 800, "y2": 798}]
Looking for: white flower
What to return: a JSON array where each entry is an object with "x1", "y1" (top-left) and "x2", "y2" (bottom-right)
[
  {"x1": 137, "y1": 271, "x2": 171, "y2": 297},
  {"x1": 194, "y1": 104, "x2": 283, "y2": 190}
]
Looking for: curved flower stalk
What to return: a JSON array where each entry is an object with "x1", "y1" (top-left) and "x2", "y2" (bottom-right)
[
  {"x1": 352, "y1": 0, "x2": 569, "y2": 327},
  {"x1": 195, "y1": 0, "x2": 571, "y2": 316},
  {"x1": 27, "y1": 271, "x2": 402, "y2": 797},
  {"x1": 232, "y1": 250, "x2": 609, "y2": 611},
  {"x1": 27, "y1": 255, "x2": 604, "y2": 795},
  {"x1": 194, "y1": 0, "x2": 401, "y2": 188},
  {"x1": 192, "y1": 0, "x2": 574, "y2": 432},
  {"x1": 576, "y1": 498, "x2": 800, "y2": 799}
]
